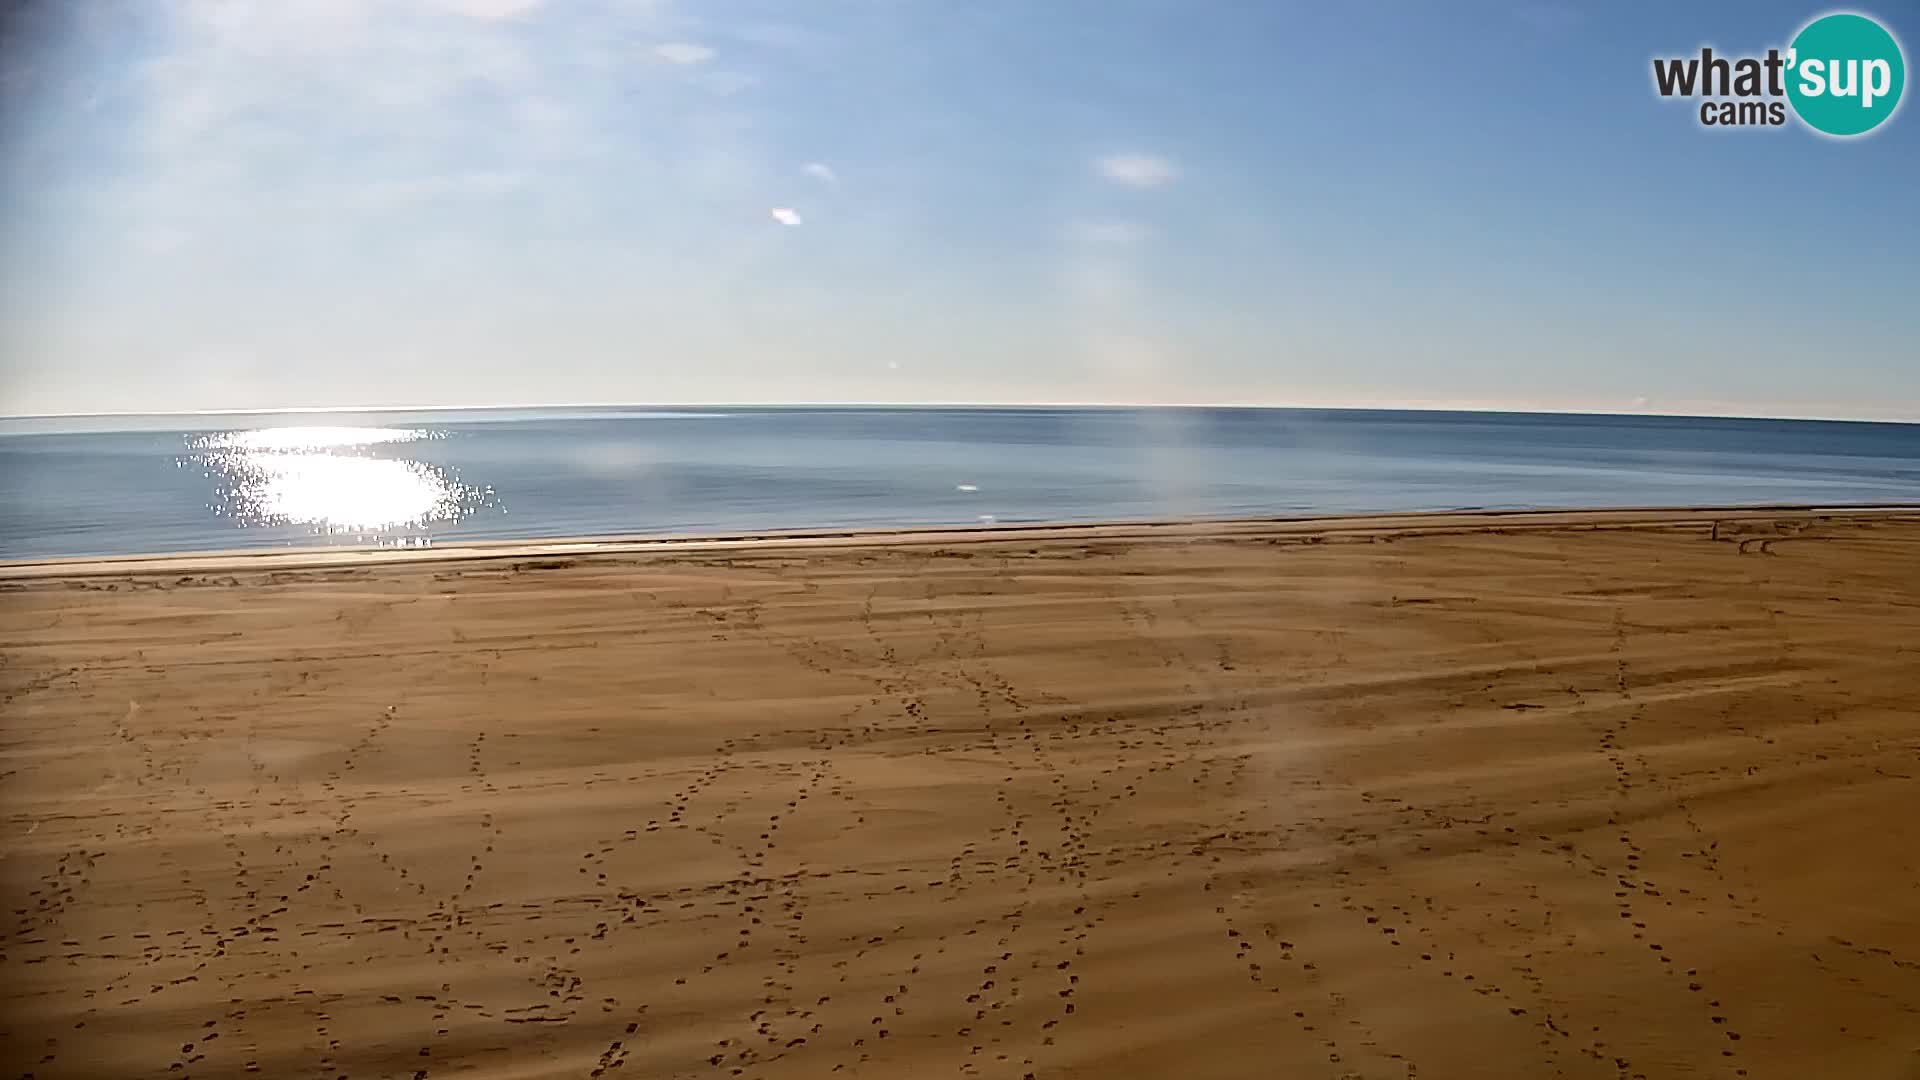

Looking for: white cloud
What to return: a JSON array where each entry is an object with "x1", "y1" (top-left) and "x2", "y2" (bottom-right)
[
  {"x1": 1095, "y1": 153, "x2": 1179, "y2": 189},
  {"x1": 0, "y1": 0, "x2": 907, "y2": 414},
  {"x1": 801, "y1": 161, "x2": 837, "y2": 185},
  {"x1": 654, "y1": 42, "x2": 716, "y2": 65}
]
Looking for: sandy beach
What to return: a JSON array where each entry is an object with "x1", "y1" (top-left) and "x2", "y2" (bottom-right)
[{"x1": 3, "y1": 508, "x2": 1919, "y2": 1079}]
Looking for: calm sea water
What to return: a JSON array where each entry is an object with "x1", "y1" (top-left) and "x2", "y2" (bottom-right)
[{"x1": 1, "y1": 407, "x2": 1917, "y2": 560}]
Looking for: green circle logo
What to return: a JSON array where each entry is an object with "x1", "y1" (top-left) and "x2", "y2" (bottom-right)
[{"x1": 1786, "y1": 13, "x2": 1906, "y2": 136}]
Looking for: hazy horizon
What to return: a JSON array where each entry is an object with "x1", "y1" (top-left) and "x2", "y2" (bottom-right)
[
  {"x1": 2, "y1": 1, "x2": 1915, "y2": 420},
  {"x1": 6, "y1": 400, "x2": 1920, "y2": 430}
]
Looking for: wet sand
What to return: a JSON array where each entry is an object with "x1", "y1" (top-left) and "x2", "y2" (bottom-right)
[{"x1": 3, "y1": 509, "x2": 1919, "y2": 1079}]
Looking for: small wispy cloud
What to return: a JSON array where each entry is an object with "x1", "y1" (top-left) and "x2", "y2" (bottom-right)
[
  {"x1": 431, "y1": 0, "x2": 547, "y2": 20},
  {"x1": 770, "y1": 207, "x2": 803, "y2": 226},
  {"x1": 654, "y1": 42, "x2": 716, "y2": 65},
  {"x1": 801, "y1": 162, "x2": 837, "y2": 185},
  {"x1": 1095, "y1": 153, "x2": 1179, "y2": 189}
]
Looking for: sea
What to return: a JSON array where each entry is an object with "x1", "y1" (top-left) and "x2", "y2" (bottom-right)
[{"x1": 1, "y1": 407, "x2": 1917, "y2": 561}]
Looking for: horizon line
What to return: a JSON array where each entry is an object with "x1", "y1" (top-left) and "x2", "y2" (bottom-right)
[{"x1": 2, "y1": 400, "x2": 1918, "y2": 427}]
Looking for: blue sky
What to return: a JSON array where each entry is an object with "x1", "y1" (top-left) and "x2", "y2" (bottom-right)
[{"x1": 0, "y1": 0, "x2": 1914, "y2": 418}]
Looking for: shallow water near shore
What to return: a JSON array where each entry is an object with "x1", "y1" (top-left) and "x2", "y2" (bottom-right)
[{"x1": 3, "y1": 406, "x2": 1917, "y2": 559}]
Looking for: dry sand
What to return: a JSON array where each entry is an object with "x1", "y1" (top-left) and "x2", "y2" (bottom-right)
[{"x1": 3, "y1": 509, "x2": 1919, "y2": 1079}]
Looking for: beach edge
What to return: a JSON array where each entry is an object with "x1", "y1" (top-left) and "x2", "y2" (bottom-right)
[{"x1": 5, "y1": 503, "x2": 1918, "y2": 580}]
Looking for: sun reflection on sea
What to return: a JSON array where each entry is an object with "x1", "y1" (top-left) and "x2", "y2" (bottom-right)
[{"x1": 183, "y1": 427, "x2": 495, "y2": 542}]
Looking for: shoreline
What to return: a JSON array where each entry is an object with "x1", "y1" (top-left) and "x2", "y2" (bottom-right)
[{"x1": 5, "y1": 502, "x2": 1918, "y2": 579}]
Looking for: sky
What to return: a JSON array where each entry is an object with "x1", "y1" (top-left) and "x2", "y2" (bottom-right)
[{"x1": 0, "y1": 0, "x2": 1915, "y2": 420}]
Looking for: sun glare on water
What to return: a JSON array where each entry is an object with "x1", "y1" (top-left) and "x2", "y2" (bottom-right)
[
  {"x1": 184, "y1": 427, "x2": 493, "y2": 538},
  {"x1": 200, "y1": 426, "x2": 427, "y2": 453}
]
